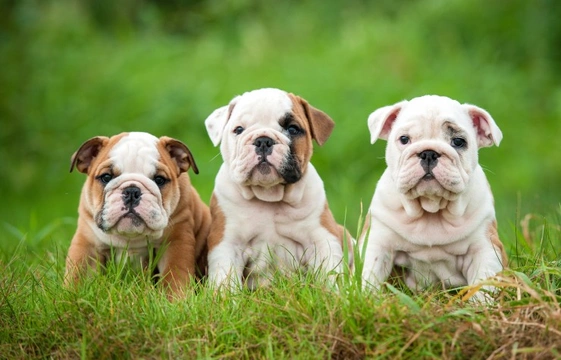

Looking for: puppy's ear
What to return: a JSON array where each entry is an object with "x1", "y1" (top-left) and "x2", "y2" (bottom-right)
[
  {"x1": 367, "y1": 101, "x2": 408, "y2": 144},
  {"x1": 292, "y1": 95, "x2": 334, "y2": 146},
  {"x1": 70, "y1": 136, "x2": 109, "y2": 174},
  {"x1": 205, "y1": 96, "x2": 240, "y2": 147},
  {"x1": 464, "y1": 104, "x2": 503, "y2": 148},
  {"x1": 160, "y1": 137, "x2": 199, "y2": 175}
]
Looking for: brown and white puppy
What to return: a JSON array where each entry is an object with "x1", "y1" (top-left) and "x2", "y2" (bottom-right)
[
  {"x1": 360, "y1": 95, "x2": 507, "y2": 299},
  {"x1": 65, "y1": 132, "x2": 211, "y2": 298},
  {"x1": 204, "y1": 88, "x2": 352, "y2": 290}
]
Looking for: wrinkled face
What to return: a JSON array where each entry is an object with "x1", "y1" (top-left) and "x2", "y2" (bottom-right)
[
  {"x1": 213, "y1": 89, "x2": 314, "y2": 187},
  {"x1": 81, "y1": 133, "x2": 182, "y2": 240},
  {"x1": 387, "y1": 104, "x2": 477, "y2": 201}
]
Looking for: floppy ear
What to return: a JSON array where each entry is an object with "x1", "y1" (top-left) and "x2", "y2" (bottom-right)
[
  {"x1": 293, "y1": 95, "x2": 335, "y2": 146},
  {"x1": 367, "y1": 100, "x2": 408, "y2": 144},
  {"x1": 70, "y1": 136, "x2": 109, "y2": 174},
  {"x1": 204, "y1": 96, "x2": 240, "y2": 147},
  {"x1": 463, "y1": 104, "x2": 503, "y2": 148},
  {"x1": 160, "y1": 136, "x2": 199, "y2": 175}
]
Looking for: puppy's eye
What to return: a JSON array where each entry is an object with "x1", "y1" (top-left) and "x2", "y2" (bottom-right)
[
  {"x1": 451, "y1": 138, "x2": 467, "y2": 149},
  {"x1": 399, "y1": 136, "x2": 410, "y2": 145},
  {"x1": 97, "y1": 173, "x2": 113, "y2": 185},
  {"x1": 233, "y1": 126, "x2": 244, "y2": 135},
  {"x1": 287, "y1": 124, "x2": 302, "y2": 136},
  {"x1": 153, "y1": 176, "x2": 168, "y2": 187}
]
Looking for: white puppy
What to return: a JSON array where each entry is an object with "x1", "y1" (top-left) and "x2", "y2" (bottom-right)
[
  {"x1": 204, "y1": 88, "x2": 353, "y2": 290},
  {"x1": 360, "y1": 95, "x2": 507, "y2": 297}
]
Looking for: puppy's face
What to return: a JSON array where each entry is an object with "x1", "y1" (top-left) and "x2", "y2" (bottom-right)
[
  {"x1": 368, "y1": 95, "x2": 502, "y2": 203},
  {"x1": 71, "y1": 132, "x2": 197, "y2": 239},
  {"x1": 205, "y1": 88, "x2": 334, "y2": 187}
]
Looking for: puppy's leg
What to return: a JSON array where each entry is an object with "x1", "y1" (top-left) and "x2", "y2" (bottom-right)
[
  {"x1": 361, "y1": 245, "x2": 395, "y2": 290},
  {"x1": 65, "y1": 233, "x2": 105, "y2": 285},
  {"x1": 463, "y1": 243, "x2": 504, "y2": 302},
  {"x1": 307, "y1": 229, "x2": 345, "y2": 275},
  {"x1": 360, "y1": 222, "x2": 398, "y2": 290},
  {"x1": 157, "y1": 236, "x2": 196, "y2": 299},
  {"x1": 207, "y1": 241, "x2": 246, "y2": 291}
]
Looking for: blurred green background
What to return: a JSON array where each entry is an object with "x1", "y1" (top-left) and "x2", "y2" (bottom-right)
[{"x1": 1, "y1": 0, "x2": 560, "y2": 254}]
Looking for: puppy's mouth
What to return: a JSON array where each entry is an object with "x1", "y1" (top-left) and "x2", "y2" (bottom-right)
[
  {"x1": 119, "y1": 211, "x2": 145, "y2": 227},
  {"x1": 103, "y1": 210, "x2": 149, "y2": 237},
  {"x1": 255, "y1": 157, "x2": 273, "y2": 175},
  {"x1": 414, "y1": 171, "x2": 445, "y2": 192},
  {"x1": 405, "y1": 168, "x2": 462, "y2": 205},
  {"x1": 250, "y1": 158, "x2": 278, "y2": 180},
  {"x1": 245, "y1": 156, "x2": 285, "y2": 187},
  {"x1": 422, "y1": 172, "x2": 435, "y2": 181}
]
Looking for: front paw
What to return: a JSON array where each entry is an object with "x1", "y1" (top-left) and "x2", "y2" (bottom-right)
[{"x1": 461, "y1": 284, "x2": 498, "y2": 305}]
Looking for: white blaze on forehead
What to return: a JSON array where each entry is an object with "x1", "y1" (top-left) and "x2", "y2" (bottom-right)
[
  {"x1": 110, "y1": 132, "x2": 160, "y2": 175},
  {"x1": 232, "y1": 88, "x2": 293, "y2": 126}
]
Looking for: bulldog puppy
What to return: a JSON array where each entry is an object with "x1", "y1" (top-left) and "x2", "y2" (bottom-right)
[
  {"x1": 204, "y1": 88, "x2": 352, "y2": 290},
  {"x1": 65, "y1": 132, "x2": 211, "y2": 298},
  {"x1": 360, "y1": 95, "x2": 507, "y2": 298}
]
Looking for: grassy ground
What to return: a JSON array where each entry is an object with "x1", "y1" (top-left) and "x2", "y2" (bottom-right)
[
  {"x1": 1, "y1": 0, "x2": 561, "y2": 358},
  {"x1": 1, "y1": 218, "x2": 560, "y2": 359}
]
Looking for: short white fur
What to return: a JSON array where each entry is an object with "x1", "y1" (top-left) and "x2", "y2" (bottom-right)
[
  {"x1": 360, "y1": 95, "x2": 505, "y2": 299},
  {"x1": 205, "y1": 88, "x2": 347, "y2": 290}
]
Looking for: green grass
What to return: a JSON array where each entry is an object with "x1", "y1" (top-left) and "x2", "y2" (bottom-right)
[
  {"x1": 1, "y1": 213, "x2": 560, "y2": 359},
  {"x1": 1, "y1": 0, "x2": 561, "y2": 358}
]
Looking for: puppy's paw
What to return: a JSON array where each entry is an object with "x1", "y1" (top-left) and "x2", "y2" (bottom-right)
[{"x1": 462, "y1": 284, "x2": 498, "y2": 305}]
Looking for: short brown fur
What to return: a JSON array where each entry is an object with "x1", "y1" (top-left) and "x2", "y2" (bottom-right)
[
  {"x1": 65, "y1": 133, "x2": 210, "y2": 300},
  {"x1": 488, "y1": 220, "x2": 508, "y2": 267}
]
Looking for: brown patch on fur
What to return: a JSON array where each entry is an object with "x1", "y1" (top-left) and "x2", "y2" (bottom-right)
[
  {"x1": 65, "y1": 133, "x2": 211, "y2": 300},
  {"x1": 207, "y1": 194, "x2": 226, "y2": 253},
  {"x1": 360, "y1": 211, "x2": 372, "y2": 240},
  {"x1": 286, "y1": 94, "x2": 315, "y2": 175},
  {"x1": 70, "y1": 133, "x2": 127, "y2": 174},
  {"x1": 286, "y1": 93, "x2": 336, "y2": 184},
  {"x1": 288, "y1": 93, "x2": 335, "y2": 146},
  {"x1": 488, "y1": 219, "x2": 508, "y2": 268},
  {"x1": 157, "y1": 136, "x2": 199, "y2": 175},
  {"x1": 157, "y1": 173, "x2": 211, "y2": 299},
  {"x1": 320, "y1": 202, "x2": 353, "y2": 254}
]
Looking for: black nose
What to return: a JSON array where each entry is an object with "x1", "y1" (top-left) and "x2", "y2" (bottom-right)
[
  {"x1": 418, "y1": 150, "x2": 440, "y2": 172},
  {"x1": 122, "y1": 186, "x2": 142, "y2": 208},
  {"x1": 253, "y1": 136, "x2": 274, "y2": 156}
]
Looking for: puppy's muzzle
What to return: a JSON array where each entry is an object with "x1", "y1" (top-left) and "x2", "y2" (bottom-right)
[
  {"x1": 122, "y1": 185, "x2": 142, "y2": 209},
  {"x1": 418, "y1": 150, "x2": 440, "y2": 177},
  {"x1": 254, "y1": 136, "x2": 275, "y2": 158}
]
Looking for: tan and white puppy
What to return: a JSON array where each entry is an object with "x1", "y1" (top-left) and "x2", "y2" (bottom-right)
[
  {"x1": 205, "y1": 88, "x2": 352, "y2": 290},
  {"x1": 360, "y1": 95, "x2": 507, "y2": 298},
  {"x1": 66, "y1": 132, "x2": 211, "y2": 298}
]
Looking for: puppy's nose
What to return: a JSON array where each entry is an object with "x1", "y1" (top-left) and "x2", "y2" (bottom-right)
[
  {"x1": 418, "y1": 150, "x2": 440, "y2": 172},
  {"x1": 253, "y1": 136, "x2": 274, "y2": 156},
  {"x1": 122, "y1": 186, "x2": 142, "y2": 208}
]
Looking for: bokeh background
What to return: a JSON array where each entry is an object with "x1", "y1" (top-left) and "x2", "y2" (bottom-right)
[{"x1": 1, "y1": 0, "x2": 560, "y2": 256}]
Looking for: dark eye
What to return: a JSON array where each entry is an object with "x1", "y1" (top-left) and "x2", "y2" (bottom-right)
[
  {"x1": 399, "y1": 136, "x2": 410, "y2": 145},
  {"x1": 233, "y1": 126, "x2": 244, "y2": 135},
  {"x1": 98, "y1": 173, "x2": 113, "y2": 185},
  {"x1": 287, "y1": 124, "x2": 302, "y2": 136},
  {"x1": 153, "y1": 176, "x2": 168, "y2": 187},
  {"x1": 451, "y1": 138, "x2": 467, "y2": 149}
]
